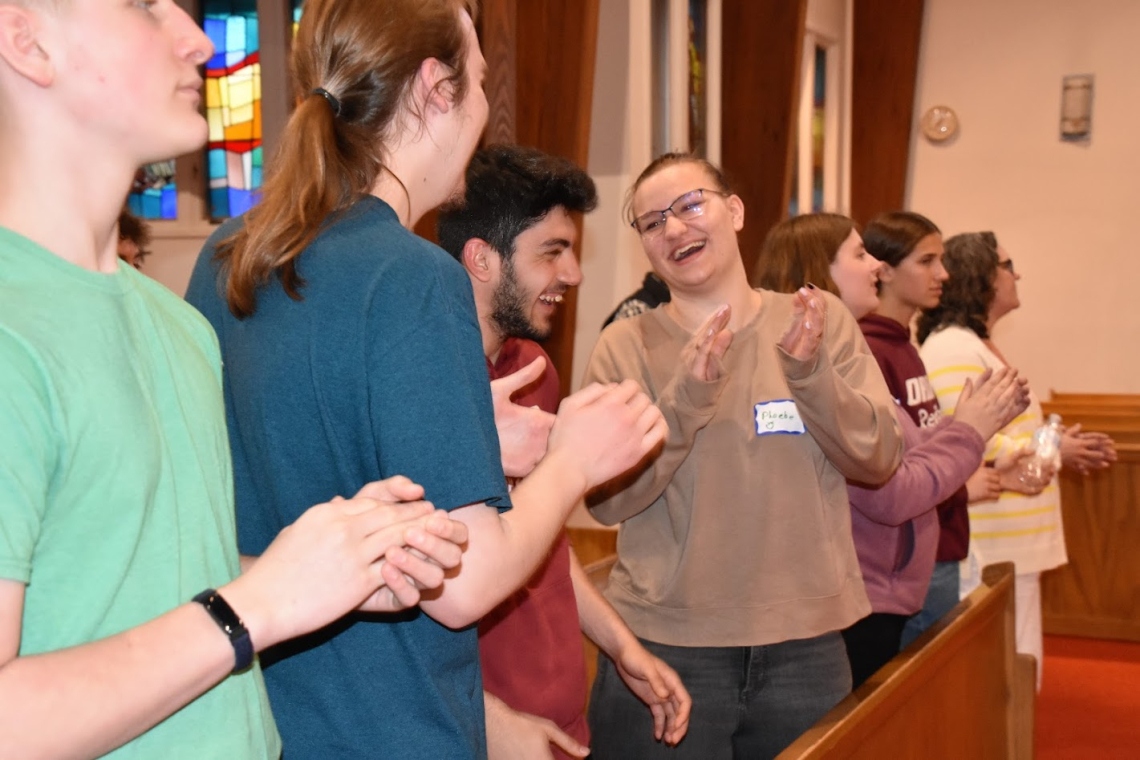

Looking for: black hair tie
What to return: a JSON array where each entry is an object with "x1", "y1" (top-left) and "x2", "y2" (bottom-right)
[{"x1": 311, "y1": 87, "x2": 342, "y2": 117}]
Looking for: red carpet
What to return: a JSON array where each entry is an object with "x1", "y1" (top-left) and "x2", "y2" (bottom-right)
[{"x1": 1036, "y1": 635, "x2": 1140, "y2": 758}]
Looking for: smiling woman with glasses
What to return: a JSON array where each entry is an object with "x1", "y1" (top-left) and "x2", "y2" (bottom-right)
[
  {"x1": 630, "y1": 188, "x2": 730, "y2": 237},
  {"x1": 581, "y1": 152, "x2": 905, "y2": 759}
]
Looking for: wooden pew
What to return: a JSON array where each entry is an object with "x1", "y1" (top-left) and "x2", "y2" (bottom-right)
[
  {"x1": 777, "y1": 563, "x2": 1032, "y2": 759},
  {"x1": 1040, "y1": 394, "x2": 1140, "y2": 642}
]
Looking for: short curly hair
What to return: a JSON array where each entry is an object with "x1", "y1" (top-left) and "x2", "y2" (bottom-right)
[{"x1": 916, "y1": 231, "x2": 999, "y2": 343}]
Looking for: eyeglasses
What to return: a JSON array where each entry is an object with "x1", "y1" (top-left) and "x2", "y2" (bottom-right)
[
  {"x1": 630, "y1": 188, "x2": 729, "y2": 237},
  {"x1": 998, "y1": 258, "x2": 1015, "y2": 274}
]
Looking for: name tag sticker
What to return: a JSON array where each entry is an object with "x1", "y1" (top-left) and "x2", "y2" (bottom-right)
[{"x1": 754, "y1": 399, "x2": 806, "y2": 436}]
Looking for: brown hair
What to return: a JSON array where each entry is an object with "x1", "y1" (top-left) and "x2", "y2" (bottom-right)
[
  {"x1": 752, "y1": 213, "x2": 854, "y2": 296},
  {"x1": 216, "y1": 0, "x2": 479, "y2": 318},
  {"x1": 624, "y1": 151, "x2": 733, "y2": 226},
  {"x1": 862, "y1": 210, "x2": 940, "y2": 269},
  {"x1": 916, "y1": 231, "x2": 1000, "y2": 343}
]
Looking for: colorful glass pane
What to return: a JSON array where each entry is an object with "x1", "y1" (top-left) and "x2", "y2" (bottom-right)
[
  {"x1": 204, "y1": 0, "x2": 261, "y2": 220},
  {"x1": 127, "y1": 161, "x2": 178, "y2": 220},
  {"x1": 293, "y1": 0, "x2": 304, "y2": 37}
]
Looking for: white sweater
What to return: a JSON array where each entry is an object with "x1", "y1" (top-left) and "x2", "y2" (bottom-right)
[{"x1": 919, "y1": 325, "x2": 1067, "y2": 575}]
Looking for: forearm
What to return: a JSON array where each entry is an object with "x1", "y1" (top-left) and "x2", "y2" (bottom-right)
[
  {"x1": 781, "y1": 347, "x2": 902, "y2": 483},
  {"x1": 0, "y1": 602, "x2": 236, "y2": 759},
  {"x1": 569, "y1": 549, "x2": 638, "y2": 658},
  {"x1": 587, "y1": 373, "x2": 724, "y2": 525},
  {"x1": 848, "y1": 419, "x2": 984, "y2": 526},
  {"x1": 418, "y1": 448, "x2": 588, "y2": 629}
]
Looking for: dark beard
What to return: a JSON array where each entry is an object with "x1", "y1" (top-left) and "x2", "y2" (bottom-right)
[{"x1": 491, "y1": 258, "x2": 550, "y2": 343}]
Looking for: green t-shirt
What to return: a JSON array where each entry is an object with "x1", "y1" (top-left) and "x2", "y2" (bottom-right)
[{"x1": 0, "y1": 228, "x2": 280, "y2": 758}]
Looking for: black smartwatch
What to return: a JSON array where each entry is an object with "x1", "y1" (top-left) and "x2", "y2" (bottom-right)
[{"x1": 193, "y1": 589, "x2": 254, "y2": 673}]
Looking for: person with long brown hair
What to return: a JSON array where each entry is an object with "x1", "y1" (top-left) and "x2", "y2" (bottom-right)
[
  {"x1": 582, "y1": 154, "x2": 903, "y2": 759},
  {"x1": 185, "y1": 1, "x2": 666, "y2": 757}
]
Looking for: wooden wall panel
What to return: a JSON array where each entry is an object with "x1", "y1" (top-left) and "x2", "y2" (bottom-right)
[
  {"x1": 721, "y1": 0, "x2": 807, "y2": 281},
  {"x1": 256, "y1": 0, "x2": 292, "y2": 167},
  {"x1": 1040, "y1": 395, "x2": 1140, "y2": 642},
  {"x1": 513, "y1": 0, "x2": 600, "y2": 398},
  {"x1": 415, "y1": 0, "x2": 602, "y2": 401},
  {"x1": 480, "y1": 0, "x2": 518, "y2": 146},
  {"x1": 849, "y1": 0, "x2": 925, "y2": 226}
]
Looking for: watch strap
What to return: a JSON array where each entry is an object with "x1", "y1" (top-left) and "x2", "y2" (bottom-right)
[{"x1": 193, "y1": 589, "x2": 254, "y2": 673}]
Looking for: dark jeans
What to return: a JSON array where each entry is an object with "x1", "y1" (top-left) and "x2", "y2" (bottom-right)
[
  {"x1": 841, "y1": 612, "x2": 909, "y2": 689},
  {"x1": 587, "y1": 632, "x2": 852, "y2": 760},
  {"x1": 899, "y1": 560, "x2": 960, "y2": 650}
]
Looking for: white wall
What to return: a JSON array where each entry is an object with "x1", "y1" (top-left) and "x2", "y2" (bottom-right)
[{"x1": 909, "y1": 0, "x2": 1140, "y2": 394}]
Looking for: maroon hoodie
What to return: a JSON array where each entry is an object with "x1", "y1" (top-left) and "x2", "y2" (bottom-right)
[{"x1": 859, "y1": 314, "x2": 969, "y2": 561}]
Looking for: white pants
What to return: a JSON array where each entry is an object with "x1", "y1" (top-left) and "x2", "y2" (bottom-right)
[{"x1": 960, "y1": 552, "x2": 1043, "y2": 691}]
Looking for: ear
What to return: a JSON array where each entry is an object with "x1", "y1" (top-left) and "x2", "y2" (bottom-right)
[
  {"x1": 461, "y1": 238, "x2": 498, "y2": 284},
  {"x1": 415, "y1": 57, "x2": 454, "y2": 117},
  {"x1": 727, "y1": 193, "x2": 745, "y2": 233},
  {"x1": 877, "y1": 263, "x2": 897, "y2": 285},
  {"x1": 0, "y1": 6, "x2": 55, "y2": 88}
]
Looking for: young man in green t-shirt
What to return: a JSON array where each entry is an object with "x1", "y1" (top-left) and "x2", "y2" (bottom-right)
[{"x1": 0, "y1": 2, "x2": 468, "y2": 756}]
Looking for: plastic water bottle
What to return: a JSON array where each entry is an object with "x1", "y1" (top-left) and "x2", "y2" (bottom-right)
[{"x1": 1018, "y1": 413, "x2": 1064, "y2": 490}]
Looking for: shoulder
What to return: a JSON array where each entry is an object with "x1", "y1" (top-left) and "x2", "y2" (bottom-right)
[
  {"x1": 596, "y1": 308, "x2": 672, "y2": 356},
  {"x1": 920, "y1": 325, "x2": 981, "y2": 355}
]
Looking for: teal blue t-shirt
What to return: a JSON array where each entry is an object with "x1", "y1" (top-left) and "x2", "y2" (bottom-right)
[
  {"x1": 0, "y1": 228, "x2": 280, "y2": 758},
  {"x1": 186, "y1": 197, "x2": 510, "y2": 759}
]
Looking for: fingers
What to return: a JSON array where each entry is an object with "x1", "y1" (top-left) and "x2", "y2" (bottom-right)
[
  {"x1": 424, "y1": 509, "x2": 470, "y2": 547},
  {"x1": 560, "y1": 381, "x2": 612, "y2": 411},
  {"x1": 541, "y1": 721, "x2": 589, "y2": 758},
  {"x1": 958, "y1": 376, "x2": 975, "y2": 405},
  {"x1": 697, "y1": 304, "x2": 731, "y2": 340},
  {"x1": 404, "y1": 517, "x2": 466, "y2": 570},
  {"x1": 350, "y1": 498, "x2": 434, "y2": 527},
  {"x1": 384, "y1": 545, "x2": 446, "y2": 590},
  {"x1": 649, "y1": 703, "x2": 666, "y2": 741},
  {"x1": 377, "y1": 559, "x2": 422, "y2": 609},
  {"x1": 491, "y1": 356, "x2": 547, "y2": 399},
  {"x1": 354, "y1": 475, "x2": 426, "y2": 503}
]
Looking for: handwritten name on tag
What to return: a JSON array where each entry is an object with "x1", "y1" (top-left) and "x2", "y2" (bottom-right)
[{"x1": 754, "y1": 399, "x2": 806, "y2": 436}]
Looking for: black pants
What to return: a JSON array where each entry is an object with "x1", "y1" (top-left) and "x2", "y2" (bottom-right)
[{"x1": 841, "y1": 612, "x2": 909, "y2": 689}]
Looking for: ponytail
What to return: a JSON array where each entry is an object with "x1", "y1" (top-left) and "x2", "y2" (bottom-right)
[{"x1": 214, "y1": 0, "x2": 478, "y2": 318}]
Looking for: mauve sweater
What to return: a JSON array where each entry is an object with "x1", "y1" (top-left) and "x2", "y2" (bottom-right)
[
  {"x1": 859, "y1": 314, "x2": 970, "y2": 562},
  {"x1": 847, "y1": 409, "x2": 984, "y2": 615}
]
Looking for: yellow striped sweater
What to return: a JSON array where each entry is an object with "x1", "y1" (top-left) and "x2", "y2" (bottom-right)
[{"x1": 919, "y1": 325, "x2": 1067, "y2": 575}]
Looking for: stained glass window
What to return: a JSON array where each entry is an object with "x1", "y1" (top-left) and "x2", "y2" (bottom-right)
[
  {"x1": 204, "y1": 0, "x2": 262, "y2": 220},
  {"x1": 293, "y1": 0, "x2": 303, "y2": 36},
  {"x1": 811, "y1": 45, "x2": 826, "y2": 213},
  {"x1": 128, "y1": 160, "x2": 178, "y2": 220}
]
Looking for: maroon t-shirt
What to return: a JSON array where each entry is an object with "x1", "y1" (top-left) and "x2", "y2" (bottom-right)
[
  {"x1": 478, "y1": 337, "x2": 590, "y2": 756},
  {"x1": 860, "y1": 314, "x2": 969, "y2": 562}
]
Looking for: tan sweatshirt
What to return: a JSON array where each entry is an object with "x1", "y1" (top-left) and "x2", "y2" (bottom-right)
[{"x1": 584, "y1": 289, "x2": 902, "y2": 647}]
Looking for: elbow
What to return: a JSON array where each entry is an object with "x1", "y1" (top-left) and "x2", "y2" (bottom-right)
[
  {"x1": 862, "y1": 428, "x2": 905, "y2": 485},
  {"x1": 420, "y1": 591, "x2": 495, "y2": 630}
]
